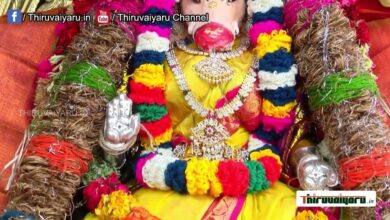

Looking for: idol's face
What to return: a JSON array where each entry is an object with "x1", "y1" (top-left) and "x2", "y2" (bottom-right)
[{"x1": 179, "y1": 0, "x2": 246, "y2": 52}]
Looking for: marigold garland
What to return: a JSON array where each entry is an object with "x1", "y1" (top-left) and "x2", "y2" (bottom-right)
[
  {"x1": 128, "y1": 0, "x2": 175, "y2": 148},
  {"x1": 135, "y1": 146, "x2": 282, "y2": 197},
  {"x1": 248, "y1": 0, "x2": 297, "y2": 148},
  {"x1": 253, "y1": 30, "x2": 292, "y2": 59},
  {"x1": 83, "y1": 173, "x2": 128, "y2": 211},
  {"x1": 245, "y1": 160, "x2": 269, "y2": 192},
  {"x1": 208, "y1": 160, "x2": 223, "y2": 197}
]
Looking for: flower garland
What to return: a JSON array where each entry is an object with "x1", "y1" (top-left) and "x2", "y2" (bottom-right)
[
  {"x1": 248, "y1": 0, "x2": 297, "y2": 144},
  {"x1": 128, "y1": 0, "x2": 176, "y2": 148},
  {"x1": 134, "y1": 146, "x2": 282, "y2": 197}
]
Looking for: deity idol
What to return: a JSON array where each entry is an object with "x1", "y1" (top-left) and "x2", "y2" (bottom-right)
[
  {"x1": 2, "y1": 0, "x2": 341, "y2": 219},
  {"x1": 98, "y1": 0, "x2": 339, "y2": 219}
]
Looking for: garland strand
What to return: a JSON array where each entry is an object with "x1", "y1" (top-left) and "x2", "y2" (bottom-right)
[
  {"x1": 248, "y1": 0, "x2": 297, "y2": 145},
  {"x1": 134, "y1": 147, "x2": 282, "y2": 197},
  {"x1": 128, "y1": 0, "x2": 176, "y2": 148}
]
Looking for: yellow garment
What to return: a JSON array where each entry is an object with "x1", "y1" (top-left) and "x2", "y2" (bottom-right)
[
  {"x1": 164, "y1": 44, "x2": 253, "y2": 148},
  {"x1": 134, "y1": 181, "x2": 296, "y2": 220}
]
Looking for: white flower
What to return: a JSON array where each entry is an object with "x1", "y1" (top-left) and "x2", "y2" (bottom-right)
[
  {"x1": 142, "y1": 154, "x2": 177, "y2": 190},
  {"x1": 258, "y1": 65, "x2": 297, "y2": 90},
  {"x1": 247, "y1": 0, "x2": 284, "y2": 15},
  {"x1": 248, "y1": 134, "x2": 267, "y2": 152},
  {"x1": 135, "y1": 31, "x2": 170, "y2": 53}
]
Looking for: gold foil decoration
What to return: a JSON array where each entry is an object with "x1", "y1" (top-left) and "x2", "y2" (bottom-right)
[
  {"x1": 1, "y1": 0, "x2": 72, "y2": 16},
  {"x1": 38, "y1": 0, "x2": 73, "y2": 12}
]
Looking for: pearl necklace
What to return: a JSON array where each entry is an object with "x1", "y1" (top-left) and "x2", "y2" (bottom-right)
[
  {"x1": 166, "y1": 46, "x2": 258, "y2": 119},
  {"x1": 176, "y1": 39, "x2": 250, "y2": 84}
]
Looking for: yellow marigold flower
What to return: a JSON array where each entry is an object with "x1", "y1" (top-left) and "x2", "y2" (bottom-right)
[
  {"x1": 208, "y1": 160, "x2": 223, "y2": 197},
  {"x1": 185, "y1": 158, "x2": 210, "y2": 195},
  {"x1": 249, "y1": 149, "x2": 282, "y2": 166},
  {"x1": 294, "y1": 210, "x2": 328, "y2": 220},
  {"x1": 254, "y1": 30, "x2": 292, "y2": 59},
  {"x1": 262, "y1": 99, "x2": 296, "y2": 118},
  {"x1": 95, "y1": 191, "x2": 137, "y2": 220},
  {"x1": 133, "y1": 64, "x2": 165, "y2": 88}
]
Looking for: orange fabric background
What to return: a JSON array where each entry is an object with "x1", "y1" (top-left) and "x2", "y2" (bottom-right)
[
  {"x1": 0, "y1": 12, "x2": 59, "y2": 209},
  {"x1": 0, "y1": 9, "x2": 389, "y2": 212},
  {"x1": 368, "y1": 18, "x2": 390, "y2": 122}
]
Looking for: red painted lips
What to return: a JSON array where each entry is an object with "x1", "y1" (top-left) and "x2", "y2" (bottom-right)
[{"x1": 193, "y1": 22, "x2": 235, "y2": 52}]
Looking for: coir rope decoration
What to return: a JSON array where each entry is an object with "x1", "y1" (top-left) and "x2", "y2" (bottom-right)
[
  {"x1": 339, "y1": 145, "x2": 390, "y2": 190},
  {"x1": 4, "y1": 1, "x2": 139, "y2": 219},
  {"x1": 24, "y1": 134, "x2": 92, "y2": 176},
  {"x1": 284, "y1": 0, "x2": 390, "y2": 218}
]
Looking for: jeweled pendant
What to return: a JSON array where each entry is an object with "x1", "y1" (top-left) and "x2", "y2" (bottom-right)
[
  {"x1": 190, "y1": 117, "x2": 229, "y2": 160},
  {"x1": 193, "y1": 56, "x2": 234, "y2": 84}
]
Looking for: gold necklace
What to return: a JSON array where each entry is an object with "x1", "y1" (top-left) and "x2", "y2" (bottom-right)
[
  {"x1": 176, "y1": 38, "x2": 250, "y2": 84},
  {"x1": 166, "y1": 47, "x2": 256, "y2": 161}
]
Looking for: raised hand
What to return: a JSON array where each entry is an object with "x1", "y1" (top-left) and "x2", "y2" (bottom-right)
[{"x1": 104, "y1": 94, "x2": 140, "y2": 144}]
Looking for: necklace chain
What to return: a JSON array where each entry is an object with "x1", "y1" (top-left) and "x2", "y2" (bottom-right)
[
  {"x1": 176, "y1": 38, "x2": 250, "y2": 60},
  {"x1": 166, "y1": 47, "x2": 258, "y2": 119}
]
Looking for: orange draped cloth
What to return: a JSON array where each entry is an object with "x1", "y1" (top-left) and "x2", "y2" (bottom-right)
[{"x1": 0, "y1": 9, "x2": 60, "y2": 209}]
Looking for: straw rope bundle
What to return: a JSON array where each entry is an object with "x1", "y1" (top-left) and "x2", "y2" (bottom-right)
[
  {"x1": 285, "y1": 1, "x2": 390, "y2": 219},
  {"x1": 5, "y1": 11, "x2": 135, "y2": 219}
]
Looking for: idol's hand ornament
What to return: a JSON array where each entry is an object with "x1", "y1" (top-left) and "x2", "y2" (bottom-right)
[
  {"x1": 100, "y1": 94, "x2": 140, "y2": 155},
  {"x1": 297, "y1": 153, "x2": 338, "y2": 190},
  {"x1": 291, "y1": 140, "x2": 339, "y2": 190}
]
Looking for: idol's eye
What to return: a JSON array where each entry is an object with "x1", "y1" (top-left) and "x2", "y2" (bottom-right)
[
  {"x1": 227, "y1": 0, "x2": 236, "y2": 2},
  {"x1": 192, "y1": 0, "x2": 201, "y2": 3}
]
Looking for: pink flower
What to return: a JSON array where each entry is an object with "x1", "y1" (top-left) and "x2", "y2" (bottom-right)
[{"x1": 83, "y1": 173, "x2": 128, "y2": 211}]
